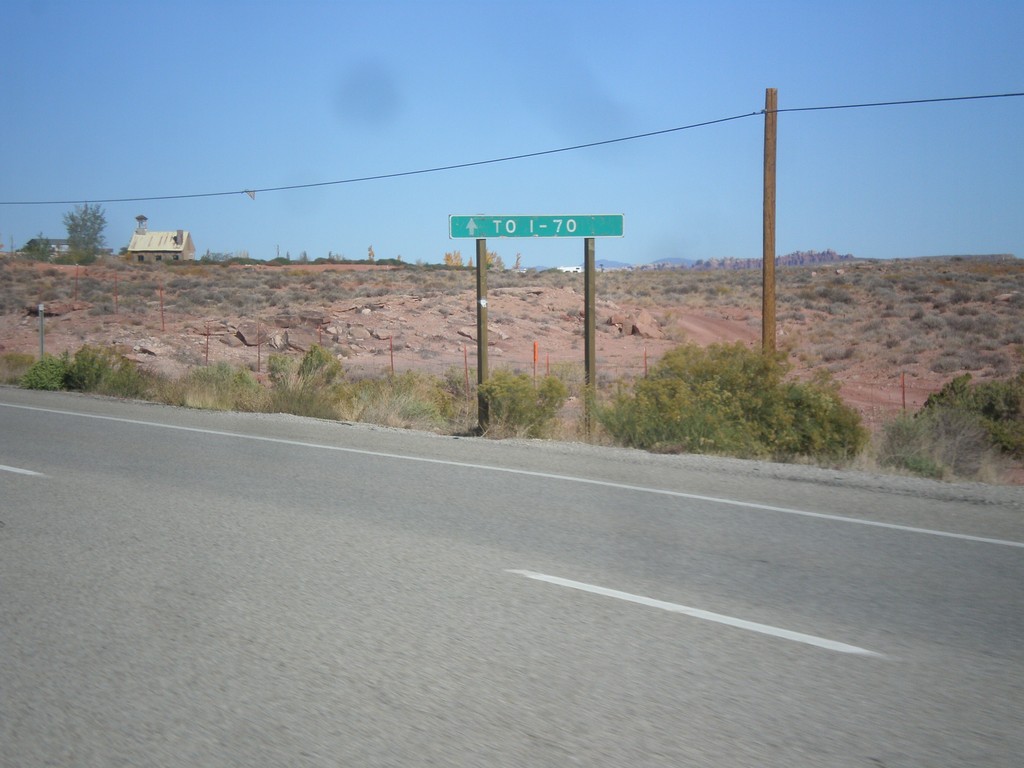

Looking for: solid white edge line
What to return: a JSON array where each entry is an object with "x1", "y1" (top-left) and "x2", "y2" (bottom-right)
[
  {"x1": 0, "y1": 463, "x2": 45, "y2": 477},
  {"x1": 2, "y1": 401, "x2": 1022, "y2": 549},
  {"x1": 508, "y1": 569, "x2": 886, "y2": 658}
]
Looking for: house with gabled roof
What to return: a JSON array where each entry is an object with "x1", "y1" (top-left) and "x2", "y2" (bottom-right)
[{"x1": 125, "y1": 215, "x2": 196, "y2": 262}]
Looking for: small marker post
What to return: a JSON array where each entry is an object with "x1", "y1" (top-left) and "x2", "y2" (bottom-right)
[{"x1": 38, "y1": 304, "x2": 45, "y2": 358}]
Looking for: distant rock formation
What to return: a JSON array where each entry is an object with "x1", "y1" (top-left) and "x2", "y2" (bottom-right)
[
  {"x1": 686, "y1": 249, "x2": 855, "y2": 271},
  {"x1": 639, "y1": 249, "x2": 856, "y2": 272}
]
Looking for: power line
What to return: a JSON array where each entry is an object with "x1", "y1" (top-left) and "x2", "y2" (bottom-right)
[
  {"x1": 773, "y1": 91, "x2": 1024, "y2": 114},
  {"x1": 2, "y1": 91, "x2": 1021, "y2": 207}
]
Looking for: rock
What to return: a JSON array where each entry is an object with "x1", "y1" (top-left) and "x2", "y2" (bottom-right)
[
  {"x1": 193, "y1": 322, "x2": 234, "y2": 336},
  {"x1": 606, "y1": 310, "x2": 663, "y2": 339},
  {"x1": 284, "y1": 328, "x2": 318, "y2": 352},
  {"x1": 606, "y1": 313, "x2": 628, "y2": 331},
  {"x1": 299, "y1": 311, "x2": 330, "y2": 327},
  {"x1": 630, "y1": 309, "x2": 664, "y2": 339},
  {"x1": 235, "y1": 322, "x2": 271, "y2": 346},
  {"x1": 24, "y1": 301, "x2": 90, "y2": 317},
  {"x1": 457, "y1": 326, "x2": 507, "y2": 342},
  {"x1": 348, "y1": 325, "x2": 371, "y2": 341}
]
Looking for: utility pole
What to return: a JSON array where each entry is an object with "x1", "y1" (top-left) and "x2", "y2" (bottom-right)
[
  {"x1": 38, "y1": 304, "x2": 45, "y2": 358},
  {"x1": 583, "y1": 237, "x2": 596, "y2": 435},
  {"x1": 762, "y1": 87, "x2": 778, "y2": 354},
  {"x1": 475, "y1": 238, "x2": 489, "y2": 432}
]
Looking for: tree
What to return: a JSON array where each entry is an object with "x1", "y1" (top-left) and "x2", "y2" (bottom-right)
[
  {"x1": 443, "y1": 250, "x2": 463, "y2": 267},
  {"x1": 486, "y1": 250, "x2": 504, "y2": 271},
  {"x1": 23, "y1": 233, "x2": 53, "y2": 261},
  {"x1": 62, "y1": 203, "x2": 106, "y2": 264}
]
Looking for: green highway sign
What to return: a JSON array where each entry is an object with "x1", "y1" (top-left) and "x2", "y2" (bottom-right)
[{"x1": 449, "y1": 214, "x2": 624, "y2": 239}]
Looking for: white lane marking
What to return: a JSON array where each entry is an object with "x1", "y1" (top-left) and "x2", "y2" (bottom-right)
[
  {"x1": 2, "y1": 402, "x2": 1022, "y2": 549},
  {"x1": 509, "y1": 569, "x2": 885, "y2": 658},
  {"x1": 0, "y1": 463, "x2": 45, "y2": 477}
]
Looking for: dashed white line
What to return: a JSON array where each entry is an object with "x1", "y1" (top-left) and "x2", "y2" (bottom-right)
[
  {"x1": 509, "y1": 569, "x2": 885, "y2": 658},
  {"x1": 0, "y1": 464, "x2": 45, "y2": 477}
]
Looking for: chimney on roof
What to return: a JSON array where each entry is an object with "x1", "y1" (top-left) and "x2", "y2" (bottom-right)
[
  {"x1": 135, "y1": 215, "x2": 148, "y2": 234},
  {"x1": 175, "y1": 229, "x2": 183, "y2": 246}
]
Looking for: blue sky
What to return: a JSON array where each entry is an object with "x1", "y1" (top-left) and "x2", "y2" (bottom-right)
[{"x1": 1, "y1": 0, "x2": 1021, "y2": 268}]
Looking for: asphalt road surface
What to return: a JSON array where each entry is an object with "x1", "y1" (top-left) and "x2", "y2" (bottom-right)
[{"x1": 2, "y1": 388, "x2": 1022, "y2": 767}]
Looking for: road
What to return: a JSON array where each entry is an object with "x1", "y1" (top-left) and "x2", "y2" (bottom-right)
[{"x1": 1, "y1": 388, "x2": 1022, "y2": 767}]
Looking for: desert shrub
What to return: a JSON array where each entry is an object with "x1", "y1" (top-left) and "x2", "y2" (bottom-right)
[
  {"x1": 0, "y1": 352, "x2": 35, "y2": 383},
  {"x1": 65, "y1": 345, "x2": 118, "y2": 391},
  {"x1": 599, "y1": 342, "x2": 866, "y2": 460},
  {"x1": 21, "y1": 354, "x2": 70, "y2": 390},
  {"x1": 99, "y1": 359, "x2": 152, "y2": 399},
  {"x1": 442, "y1": 365, "x2": 472, "y2": 399},
  {"x1": 782, "y1": 371, "x2": 868, "y2": 461},
  {"x1": 818, "y1": 344, "x2": 857, "y2": 363},
  {"x1": 478, "y1": 370, "x2": 568, "y2": 438},
  {"x1": 266, "y1": 345, "x2": 344, "y2": 419},
  {"x1": 921, "y1": 372, "x2": 1024, "y2": 458},
  {"x1": 877, "y1": 409, "x2": 1002, "y2": 481},
  {"x1": 816, "y1": 284, "x2": 854, "y2": 304},
  {"x1": 548, "y1": 361, "x2": 587, "y2": 398},
  {"x1": 166, "y1": 362, "x2": 267, "y2": 411},
  {"x1": 269, "y1": 382, "x2": 340, "y2": 420},
  {"x1": 338, "y1": 371, "x2": 455, "y2": 430},
  {"x1": 61, "y1": 345, "x2": 153, "y2": 399},
  {"x1": 267, "y1": 354, "x2": 295, "y2": 387},
  {"x1": 945, "y1": 315, "x2": 985, "y2": 334},
  {"x1": 297, "y1": 344, "x2": 342, "y2": 385},
  {"x1": 930, "y1": 355, "x2": 963, "y2": 374}
]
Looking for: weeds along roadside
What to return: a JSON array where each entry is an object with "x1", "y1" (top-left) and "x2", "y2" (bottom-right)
[{"x1": 4, "y1": 341, "x2": 1022, "y2": 484}]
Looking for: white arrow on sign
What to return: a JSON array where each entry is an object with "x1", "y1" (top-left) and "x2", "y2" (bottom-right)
[{"x1": 466, "y1": 218, "x2": 478, "y2": 236}]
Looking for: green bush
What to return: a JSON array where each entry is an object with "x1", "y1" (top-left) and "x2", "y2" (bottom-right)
[
  {"x1": 877, "y1": 408, "x2": 1001, "y2": 481},
  {"x1": 781, "y1": 370, "x2": 868, "y2": 460},
  {"x1": 21, "y1": 354, "x2": 69, "y2": 390},
  {"x1": 61, "y1": 345, "x2": 152, "y2": 399},
  {"x1": 99, "y1": 358, "x2": 152, "y2": 399},
  {"x1": 65, "y1": 345, "x2": 118, "y2": 391},
  {"x1": 297, "y1": 344, "x2": 342, "y2": 386},
  {"x1": 921, "y1": 372, "x2": 1024, "y2": 458},
  {"x1": 479, "y1": 370, "x2": 568, "y2": 438},
  {"x1": 599, "y1": 342, "x2": 866, "y2": 460}
]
